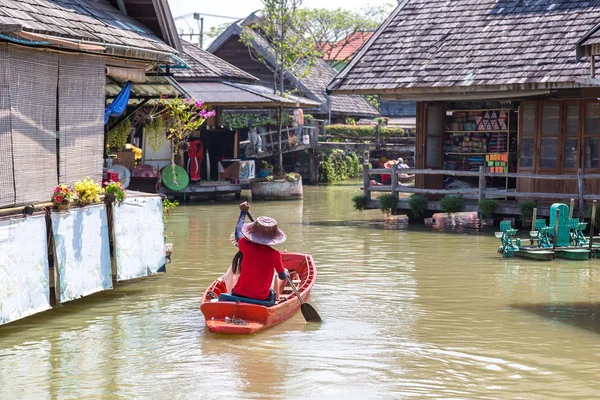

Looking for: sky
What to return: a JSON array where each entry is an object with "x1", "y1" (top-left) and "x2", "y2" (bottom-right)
[{"x1": 168, "y1": 0, "x2": 394, "y2": 48}]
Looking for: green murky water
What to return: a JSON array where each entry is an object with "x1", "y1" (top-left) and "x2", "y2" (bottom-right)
[{"x1": 2, "y1": 183, "x2": 600, "y2": 399}]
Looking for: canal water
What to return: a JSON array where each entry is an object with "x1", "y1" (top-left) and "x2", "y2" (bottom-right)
[{"x1": 2, "y1": 183, "x2": 600, "y2": 399}]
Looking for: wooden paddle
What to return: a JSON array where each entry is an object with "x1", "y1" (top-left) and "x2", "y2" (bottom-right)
[{"x1": 246, "y1": 211, "x2": 322, "y2": 323}]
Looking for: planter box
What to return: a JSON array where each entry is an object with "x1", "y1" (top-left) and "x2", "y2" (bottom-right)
[{"x1": 251, "y1": 176, "x2": 303, "y2": 200}]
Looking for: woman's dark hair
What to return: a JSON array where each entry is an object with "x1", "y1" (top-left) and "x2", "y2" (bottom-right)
[{"x1": 232, "y1": 251, "x2": 243, "y2": 274}]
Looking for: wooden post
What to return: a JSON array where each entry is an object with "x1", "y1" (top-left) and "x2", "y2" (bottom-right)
[
  {"x1": 363, "y1": 149, "x2": 369, "y2": 165},
  {"x1": 531, "y1": 207, "x2": 537, "y2": 245},
  {"x1": 569, "y1": 198, "x2": 575, "y2": 219},
  {"x1": 589, "y1": 200, "x2": 597, "y2": 251},
  {"x1": 309, "y1": 149, "x2": 318, "y2": 184},
  {"x1": 106, "y1": 203, "x2": 118, "y2": 283},
  {"x1": 552, "y1": 207, "x2": 560, "y2": 253},
  {"x1": 478, "y1": 166, "x2": 486, "y2": 202},
  {"x1": 391, "y1": 164, "x2": 399, "y2": 202},
  {"x1": 375, "y1": 124, "x2": 381, "y2": 149},
  {"x1": 578, "y1": 168, "x2": 585, "y2": 210},
  {"x1": 46, "y1": 211, "x2": 61, "y2": 306},
  {"x1": 592, "y1": 56, "x2": 596, "y2": 79},
  {"x1": 363, "y1": 163, "x2": 371, "y2": 201}
]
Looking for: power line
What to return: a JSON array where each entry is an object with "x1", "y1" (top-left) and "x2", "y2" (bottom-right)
[{"x1": 175, "y1": 12, "x2": 242, "y2": 21}]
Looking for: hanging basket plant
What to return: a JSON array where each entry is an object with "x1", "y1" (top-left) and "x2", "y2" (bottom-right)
[
  {"x1": 104, "y1": 181, "x2": 126, "y2": 204},
  {"x1": 146, "y1": 116, "x2": 169, "y2": 153},
  {"x1": 107, "y1": 119, "x2": 131, "y2": 151}
]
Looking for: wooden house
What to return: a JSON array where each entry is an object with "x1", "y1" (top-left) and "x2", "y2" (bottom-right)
[
  {"x1": 328, "y1": 0, "x2": 600, "y2": 204},
  {"x1": 207, "y1": 12, "x2": 380, "y2": 123},
  {"x1": 0, "y1": 0, "x2": 183, "y2": 208}
]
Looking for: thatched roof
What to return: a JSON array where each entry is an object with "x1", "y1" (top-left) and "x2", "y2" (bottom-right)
[
  {"x1": 208, "y1": 14, "x2": 380, "y2": 118},
  {"x1": 0, "y1": 0, "x2": 179, "y2": 62},
  {"x1": 329, "y1": 0, "x2": 600, "y2": 98}
]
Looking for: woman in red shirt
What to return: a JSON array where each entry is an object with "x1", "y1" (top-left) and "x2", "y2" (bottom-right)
[{"x1": 232, "y1": 202, "x2": 288, "y2": 302}]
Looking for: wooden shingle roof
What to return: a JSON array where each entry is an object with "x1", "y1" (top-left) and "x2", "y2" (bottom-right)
[
  {"x1": 0, "y1": 0, "x2": 177, "y2": 61},
  {"x1": 176, "y1": 41, "x2": 258, "y2": 82},
  {"x1": 329, "y1": 0, "x2": 600, "y2": 96},
  {"x1": 208, "y1": 15, "x2": 380, "y2": 117}
]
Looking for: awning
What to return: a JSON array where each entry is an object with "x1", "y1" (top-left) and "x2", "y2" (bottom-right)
[
  {"x1": 106, "y1": 76, "x2": 184, "y2": 102},
  {"x1": 177, "y1": 81, "x2": 321, "y2": 109}
]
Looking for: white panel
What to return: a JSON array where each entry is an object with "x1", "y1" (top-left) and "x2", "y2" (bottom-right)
[
  {"x1": 51, "y1": 205, "x2": 112, "y2": 303},
  {"x1": 0, "y1": 215, "x2": 50, "y2": 325},
  {"x1": 113, "y1": 196, "x2": 166, "y2": 281}
]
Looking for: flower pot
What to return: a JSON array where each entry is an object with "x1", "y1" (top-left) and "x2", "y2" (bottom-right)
[
  {"x1": 54, "y1": 201, "x2": 71, "y2": 211},
  {"x1": 104, "y1": 193, "x2": 116, "y2": 204}
]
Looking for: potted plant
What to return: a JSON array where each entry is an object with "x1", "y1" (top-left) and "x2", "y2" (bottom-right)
[
  {"x1": 104, "y1": 181, "x2": 126, "y2": 204},
  {"x1": 259, "y1": 160, "x2": 274, "y2": 177},
  {"x1": 52, "y1": 184, "x2": 77, "y2": 211},
  {"x1": 74, "y1": 177, "x2": 103, "y2": 206}
]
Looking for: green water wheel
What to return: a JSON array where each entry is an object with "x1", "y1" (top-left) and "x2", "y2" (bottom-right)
[{"x1": 161, "y1": 165, "x2": 189, "y2": 191}]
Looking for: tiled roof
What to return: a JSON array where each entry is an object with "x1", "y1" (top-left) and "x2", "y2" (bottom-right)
[
  {"x1": 208, "y1": 16, "x2": 380, "y2": 117},
  {"x1": 319, "y1": 32, "x2": 374, "y2": 62},
  {"x1": 329, "y1": 0, "x2": 600, "y2": 95},
  {"x1": 0, "y1": 0, "x2": 176, "y2": 60},
  {"x1": 176, "y1": 41, "x2": 258, "y2": 82}
]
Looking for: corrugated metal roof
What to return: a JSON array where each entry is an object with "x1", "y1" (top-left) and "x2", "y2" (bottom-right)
[{"x1": 179, "y1": 81, "x2": 320, "y2": 108}]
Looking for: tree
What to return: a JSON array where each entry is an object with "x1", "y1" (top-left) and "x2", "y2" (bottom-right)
[
  {"x1": 299, "y1": 4, "x2": 395, "y2": 70},
  {"x1": 240, "y1": 0, "x2": 320, "y2": 175}
]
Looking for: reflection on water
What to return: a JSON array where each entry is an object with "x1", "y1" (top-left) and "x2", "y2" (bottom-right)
[{"x1": 2, "y1": 182, "x2": 600, "y2": 398}]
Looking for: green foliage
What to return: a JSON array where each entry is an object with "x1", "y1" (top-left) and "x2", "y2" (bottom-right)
[
  {"x1": 378, "y1": 193, "x2": 397, "y2": 216},
  {"x1": 107, "y1": 119, "x2": 131, "y2": 151},
  {"x1": 517, "y1": 201, "x2": 537, "y2": 222},
  {"x1": 408, "y1": 194, "x2": 428, "y2": 217},
  {"x1": 206, "y1": 22, "x2": 232, "y2": 40},
  {"x1": 104, "y1": 182, "x2": 126, "y2": 204},
  {"x1": 325, "y1": 124, "x2": 406, "y2": 138},
  {"x1": 261, "y1": 160, "x2": 274, "y2": 170},
  {"x1": 298, "y1": 5, "x2": 395, "y2": 69},
  {"x1": 240, "y1": 0, "x2": 320, "y2": 94},
  {"x1": 221, "y1": 112, "x2": 294, "y2": 129},
  {"x1": 345, "y1": 117, "x2": 357, "y2": 125},
  {"x1": 319, "y1": 150, "x2": 362, "y2": 183},
  {"x1": 162, "y1": 198, "x2": 179, "y2": 224},
  {"x1": 285, "y1": 172, "x2": 300, "y2": 182},
  {"x1": 351, "y1": 194, "x2": 366, "y2": 211},
  {"x1": 365, "y1": 95, "x2": 380, "y2": 111},
  {"x1": 440, "y1": 196, "x2": 464, "y2": 214},
  {"x1": 145, "y1": 116, "x2": 168, "y2": 153},
  {"x1": 478, "y1": 199, "x2": 498, "y2": 219}
]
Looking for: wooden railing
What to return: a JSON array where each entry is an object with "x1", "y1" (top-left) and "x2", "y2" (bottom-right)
[
  {"x1": 246, "y1": 125, "x2": 318, "y2": 156},
  {"x1": 363, "y1": 165, "x2": 600, "y2": 203}
]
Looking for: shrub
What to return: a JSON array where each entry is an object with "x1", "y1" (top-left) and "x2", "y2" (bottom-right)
[
  {"x1": 378, "y1": 193, "x2": 397, "y2": 215},
  {"x1": 285, "y1": 172, "x2": 300, "y2": 182},
  {"x1": 408, "y1": 194, "x2": 429, "y2": 217},
  {"x1": 517, "y1": 201, "x2": 537, "y2": 222},
  {"x1": 325, "y1": 124, "x2": 406, "y2": 138},
  {"x1": 478, "y1": 199, "x2": 498, "y2": 219},
  {"x1": 319, "y1": 150, "x2": 362, "y2": 183},
  {"x1": 440, "y1": 196, "x2": 464, "y2": 214},
  {"x1": 352, "y1": 195, "x2": 366, "y2": 211}
]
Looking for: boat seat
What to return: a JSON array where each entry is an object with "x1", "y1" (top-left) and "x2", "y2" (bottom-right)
[{"x1": 218, "y1": 293, "x2": 276, "y2": 307}]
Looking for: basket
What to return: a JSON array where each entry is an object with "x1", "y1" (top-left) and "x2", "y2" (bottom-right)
[{"x1": 54, "y1": 201, "x2": 71, "y2": 211}]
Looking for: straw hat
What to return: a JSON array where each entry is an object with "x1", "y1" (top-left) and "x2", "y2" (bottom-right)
[
  {"x1": 242, "y1": 216, "x2": 287, "y2": 246},
  {"x1": 384, "y1": 159, "x2": 399, "y2": 169}
]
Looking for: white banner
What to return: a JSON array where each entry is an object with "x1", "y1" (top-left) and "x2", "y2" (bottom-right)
[
  {"x1": 0, "y1": 215, "x2": 50, "y2": 325},
  {"x1": 51, "y1": 205, "x2": 113, "y2": 303},
  {"x1": 113, "y1": 196, "x2": 166, "y2": 281}
]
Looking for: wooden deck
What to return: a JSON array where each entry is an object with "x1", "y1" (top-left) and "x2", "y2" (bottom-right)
[
  {"x1": 162, "y1": 181, "x2": 242, "y2": 199},
  {"x1": 362, "y1": 165, "x2": 600, "y2": 218}
]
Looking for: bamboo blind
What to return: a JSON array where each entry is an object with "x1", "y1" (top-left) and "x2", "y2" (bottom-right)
[
  {"x1": 9, "y1": 47, "x2": 58, "y2": 204},
  {"x1": 58, "y1": 54, "x2": 105, "y2": 185},
  {"x1": 0, "y1": 45, "x2": 15, "y2": 207}
]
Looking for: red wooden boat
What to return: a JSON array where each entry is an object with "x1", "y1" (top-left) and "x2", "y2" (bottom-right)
[{"x1": 200, "y1": 253, "x2": 317, "y2": 334}]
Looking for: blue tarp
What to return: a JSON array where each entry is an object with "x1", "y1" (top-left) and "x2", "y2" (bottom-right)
[{"x1": 104, "y1": 81, "x2": 132, "y2": 124}]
